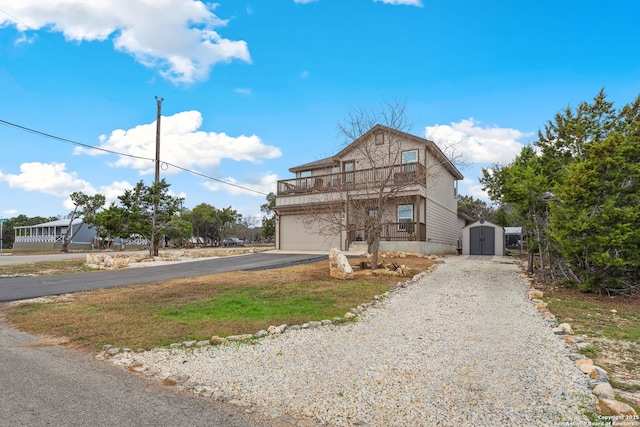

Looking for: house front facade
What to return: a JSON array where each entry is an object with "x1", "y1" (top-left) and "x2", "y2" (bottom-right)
[{"x1": 274, "y1": 125, "x2": 464, "y2": 254}]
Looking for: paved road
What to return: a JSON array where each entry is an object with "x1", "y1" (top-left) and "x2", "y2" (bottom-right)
[
  {"x1": 0, "y1": 253, "x2": 326, "y2": 302},
  {"x1": 0, "y1": 251, "x2": 325, "y2": 426},
  {"x1": 0, "y1": 318, "x2": 293, "y2": 427}
]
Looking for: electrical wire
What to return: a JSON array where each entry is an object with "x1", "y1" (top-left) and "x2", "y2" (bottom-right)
[
  {"x1": 0, "y1": 118, "x2": 269, "y2": 196},
  {"x1": 0, "y1": 9, "x2": 269, "y2": 197}
]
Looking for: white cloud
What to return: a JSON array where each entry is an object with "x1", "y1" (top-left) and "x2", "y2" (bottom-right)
[
  {"x1": 202, "y1": 173, "x2": 278, "y2": 196},
  {"x1": 374, "y1": 0, "x2": 423, "y2": 6},
  {"x1": 0, "y1": 0, "x2": 251, "y2": 84},
  {"x1": 425, "y1": 118, "x2": 529, "y2": 164},
  {"x1": 460, "y1": 178, "x2": 491, "y2": 201},
  {"x1": 234, "y1": 88, "x2": 252, "y2": 96},
  {"x1": 0, "y1": 162, "x2": 95, "y2": 197},
  {"x1": 76, "y1": 110, "x2": 282, "y2": 174},
  {"x1": 294, "y1": 0, "x2": 318, "y2": 4},
  {"x1": 97, "y1": 181, "x2": 134, "y2": 203},
  {"x1": 300, "y1": 70, "x2": 310, "y2": 79}
]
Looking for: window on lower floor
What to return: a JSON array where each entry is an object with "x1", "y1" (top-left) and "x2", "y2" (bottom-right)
[{"x1": 397, "y1": 204, "x2": 414, "y2": 233}]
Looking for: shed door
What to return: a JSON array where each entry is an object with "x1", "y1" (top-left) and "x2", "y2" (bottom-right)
[{"x1": 469, "y1": 226, "x2": 495, "y2": 255}]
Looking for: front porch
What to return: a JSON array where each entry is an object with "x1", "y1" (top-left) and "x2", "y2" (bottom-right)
[{"x1": 348, "y1": 221, "x2": 426, "y2": 244}]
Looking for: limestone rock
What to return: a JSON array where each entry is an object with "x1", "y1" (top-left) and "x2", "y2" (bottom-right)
[
  {"x1": 575, "y1": 358, "x2": 594, "y2": 367},
  {"x1": 616, "y1": 390, "x2": 640, "y2": 409},
  {"x1": 592, "y1": 383, "x2": 616, "y2": 400},
  {"x1": 578, "y1": 364, "x2": 598, "y2": 376},
  {"x1": 329, "y1": 248, "x2": 353, "y2": 280},
  {"x1": 529, "y1": 289, "x2": 544, "y2": 299},
  {"x1": 598, "y1": 398, "x2": 637, "y2": 417},
  {"x1": 267, "y1": 324, "x2": 287, "y2": 335},
  {"x1": 86, "y1": 253, "x2": 131, "y2": 269},
  {"x1": 210, "y1": 336, "x2": 227, "y2": 345},
  {"x1": 553, "y1": 323, "x2": 574, "y2": 335}
]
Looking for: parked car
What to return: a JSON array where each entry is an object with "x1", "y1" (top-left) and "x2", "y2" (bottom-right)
[{"x1": 223, "y1": 237, "x2": 244, "y2": 246}]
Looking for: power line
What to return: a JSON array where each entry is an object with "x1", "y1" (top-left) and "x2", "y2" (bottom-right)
[
  {"x1": 0, "y1": 118, "x2": 269, "y2": 196},
  {"x1": 0, "y1": 8, "x2": 216, "y2": 150}
]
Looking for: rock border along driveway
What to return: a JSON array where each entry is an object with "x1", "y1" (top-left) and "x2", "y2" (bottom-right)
[{"x1": 106, "y1": 256, "x2": 595, "y2": 427}]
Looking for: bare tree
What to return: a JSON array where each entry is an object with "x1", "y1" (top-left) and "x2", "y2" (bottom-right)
[
  {"x1": 426, "y1": 133, "x2": 471, "y2": 172},
  {"x1": 301, "y1": 101, "x2": 448, "y2": 269}
]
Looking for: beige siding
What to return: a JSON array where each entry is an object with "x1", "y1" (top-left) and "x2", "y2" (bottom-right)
[
  {"x1": 425, "y1": 160, "x2": 458, "y2": 250},
  {"x1": 278, "y1": 214, "x2": 341, "y2": 251},
  {"x1": 426, "y1": 199, "x2": 458, "y2": 246},
  {"x1": 276, "y1": 125, "x2": 463, "y2": 253}
]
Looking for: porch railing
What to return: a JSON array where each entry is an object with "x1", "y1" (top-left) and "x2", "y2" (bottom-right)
[
  {"x1": 14, "y1": 235, "x2": 65, "y2": 243},
  {"x1": 277, "y1": 163, "x2": 426, "y2": 195},
  {"x1": 348, "y1": 221, "x2": 426, "y2": 243}
]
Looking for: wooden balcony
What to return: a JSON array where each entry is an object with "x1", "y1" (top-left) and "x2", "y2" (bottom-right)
[{"x1": 277, "y1": 163, "x2": 426, "y2": 196}]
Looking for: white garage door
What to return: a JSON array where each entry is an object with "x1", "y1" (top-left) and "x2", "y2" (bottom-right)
[{"x1": 279, "y1": 214, "x2": 341, "y2": 251}]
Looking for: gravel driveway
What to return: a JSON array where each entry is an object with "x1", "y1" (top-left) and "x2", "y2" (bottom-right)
[{"x1": 123, "y1": 256, "x2": 593, "y2": 426}]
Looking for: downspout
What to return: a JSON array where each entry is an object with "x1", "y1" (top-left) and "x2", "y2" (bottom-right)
[{"x1": 276, "y1": 212, "x2": 280, "y2": 250}]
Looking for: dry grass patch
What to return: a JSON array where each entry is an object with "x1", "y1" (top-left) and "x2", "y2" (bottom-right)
[
  {"x1": 1, "y1": 259, "x2": 97, "y2": 276},
  {"x1": 5, "y1": 255, "x2": 436, "y2": 352},
  {"x1": 543, "y1": 286, "x2": 640, "y2": 408}
]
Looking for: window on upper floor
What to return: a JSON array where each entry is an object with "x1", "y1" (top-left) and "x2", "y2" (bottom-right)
[
  {"x1": 401, "y1": 150, "x2": 418, "y2": 164},
  {"x1": 343, "y1": 161, "x2": 354, "y2": 183},
  {"x1": 300, "y1": 170, "x2": 311, "y2": 189},
  {"x1": 401, "y1": 150, "x2": 418, "y2": 173},
  {"x1": 331, "y1": 166, "x2": 340, "y2": 186}
]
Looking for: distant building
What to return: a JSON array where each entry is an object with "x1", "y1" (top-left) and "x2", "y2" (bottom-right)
[{"x1": 13, "y1": 218, "x2": 147, "y2": 251}]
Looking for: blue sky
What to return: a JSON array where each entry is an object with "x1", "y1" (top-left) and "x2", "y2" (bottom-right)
[{"x1": 1, "y1": 0, "x2": 639, "y2": 223}]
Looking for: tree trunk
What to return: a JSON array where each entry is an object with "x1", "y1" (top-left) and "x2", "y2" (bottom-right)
[{"x1": 368, "y1": 226, "x2": 381, "y2": 270}]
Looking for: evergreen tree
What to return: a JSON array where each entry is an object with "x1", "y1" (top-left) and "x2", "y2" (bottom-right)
[{"x1": 551, "y1": 132, "x2": 640, "y2": 294}]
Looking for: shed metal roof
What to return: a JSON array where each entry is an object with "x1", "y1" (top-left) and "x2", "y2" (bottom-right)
[{"x1": 504, "y1": 227, "x2": 523, "y2": 234}]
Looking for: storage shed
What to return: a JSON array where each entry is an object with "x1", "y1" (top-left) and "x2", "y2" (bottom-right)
[{"x1": 461, "y1": 219, "x2": 505, "y2": 256}]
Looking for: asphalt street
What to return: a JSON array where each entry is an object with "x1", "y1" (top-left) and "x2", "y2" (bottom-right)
[
  {"x1": 0, "y1": 251, "x2": 326, "y2": 426},
  {"x1": 0, "y1": 252, "x2": 326, "y2": 302},
  {"x1": 0, "y1": 318, "x2": 294, "y2": 427}
]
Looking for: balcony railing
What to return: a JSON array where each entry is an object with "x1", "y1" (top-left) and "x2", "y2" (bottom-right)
[
  {"x1": 277, "y1": 163, "x2": 426, "y2": 195},
  {"x1": 348, "y1": 221, "x2": 426, "y2": 243}
]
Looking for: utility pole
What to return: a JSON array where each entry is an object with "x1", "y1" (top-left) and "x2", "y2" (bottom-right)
[{"x1": 151, "y1": 96, "x2": 163, "y2": 257}]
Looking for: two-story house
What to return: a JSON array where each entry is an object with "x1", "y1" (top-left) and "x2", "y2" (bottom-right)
[{"x1": 274, "y1": 124, "x2": 464, "y2": 254}]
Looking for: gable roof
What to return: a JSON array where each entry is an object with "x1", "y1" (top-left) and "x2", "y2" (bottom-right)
[
  {"x1": 289, "y1": 156, "x2": 338, "y2": 173},
  {"x1": 289, "y1": 124, "x2": 463, "y2": 180}
]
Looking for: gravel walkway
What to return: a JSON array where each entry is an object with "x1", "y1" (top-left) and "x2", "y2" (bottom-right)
[{"x1": 126, "y1": 256, "x2": 593, "y2": 426}]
